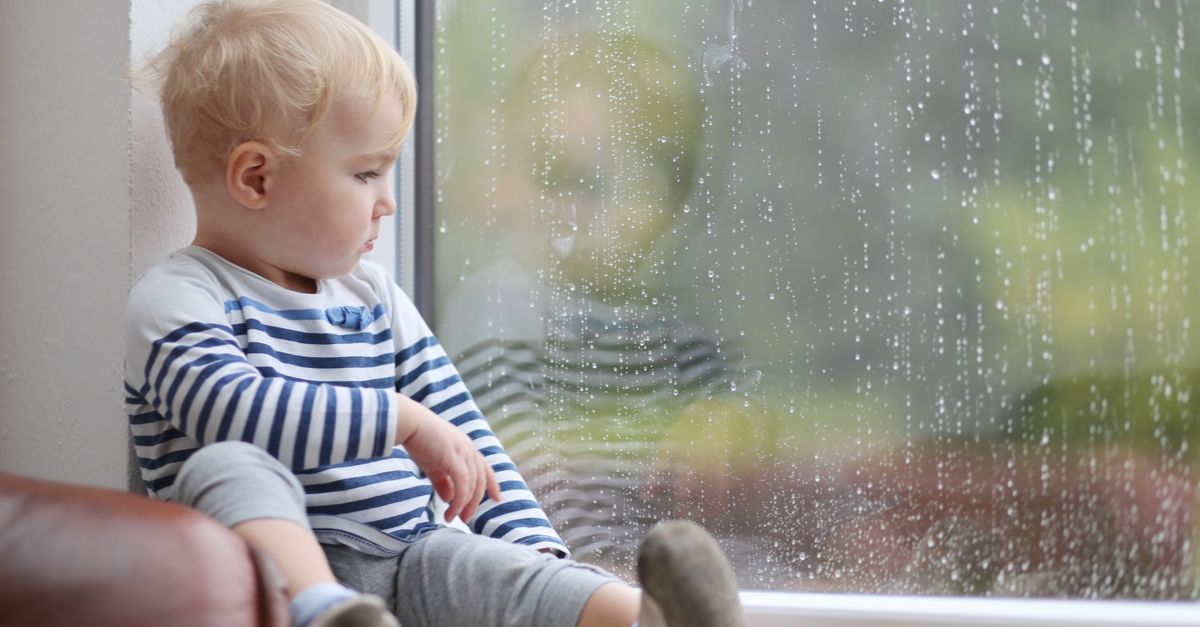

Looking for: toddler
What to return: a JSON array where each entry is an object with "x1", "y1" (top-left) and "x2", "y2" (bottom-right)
[{"x1": 124, "y1": 1, "x2": 743, "y2": 626}]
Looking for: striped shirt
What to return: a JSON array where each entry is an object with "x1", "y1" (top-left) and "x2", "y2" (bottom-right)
[{"x1": 124, "y1": 247, "x2": 565, "y2": 556}]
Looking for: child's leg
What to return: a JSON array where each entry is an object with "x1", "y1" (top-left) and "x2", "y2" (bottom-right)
[
  {"x1": 172, "y1": 441, "x2": 397, "y2": 627},
  {"x1": 385, "y1": 523, "x2": 742, "y2": 627},
  {"x1": 577, "y1": 582, "x2": 640, "y2": 627},
  {"x1": 577, "y1": 520, "x2": 749, "y2": 627},
  {"x1": 173, "y1": 442, "x2": 332, "y2": 593},
  {"x1": 323, "y1": 544, "x2": 402, "y2": 607},
  {"x1": 390, "y1": 527, "x2": 625, "y2": 627},
  {"x1": 234, "y1": 517, "x2": 337, "y2": 596},
  {"x1": 634, "y1": 520, "x2": 746, "y2": 627}
]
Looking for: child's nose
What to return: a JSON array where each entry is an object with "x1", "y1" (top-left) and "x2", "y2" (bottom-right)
[{"x1": 375, "y1": 191, "x2": 396, "y2": 218}]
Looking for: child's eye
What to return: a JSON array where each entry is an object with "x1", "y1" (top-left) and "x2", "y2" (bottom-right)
[{"x1": 355, "y1": 171, "x2": 380, "y2": 184}]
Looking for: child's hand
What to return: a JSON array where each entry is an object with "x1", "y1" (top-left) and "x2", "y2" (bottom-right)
[{"x1": 394, "y1": 394, "x2": 502, "y2": 523}]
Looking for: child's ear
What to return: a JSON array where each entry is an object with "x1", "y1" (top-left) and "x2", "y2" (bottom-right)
[{"x1": 226, "y1": 141, "x2": 275, "y2": 210}]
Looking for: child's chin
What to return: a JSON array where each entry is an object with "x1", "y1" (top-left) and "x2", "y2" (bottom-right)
[{"x1": 338, "y1": 256, "x2": 363, "y2": 274}]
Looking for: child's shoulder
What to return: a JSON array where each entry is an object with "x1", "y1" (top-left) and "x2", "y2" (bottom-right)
[
  {"x1": 131, "y1": 247, "x2": 223, "y2": 298},
  {"x1": 126, "y1": 247, "x2": 248, "y2": 327}
]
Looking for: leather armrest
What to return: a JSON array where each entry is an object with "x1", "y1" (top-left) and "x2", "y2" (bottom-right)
[{"x1": 0, "y1": 472, "x2": 288, "y2": 627}]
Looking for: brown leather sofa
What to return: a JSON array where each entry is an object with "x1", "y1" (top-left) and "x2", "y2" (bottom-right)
[{"x1": 0, "y1": 472, "x2": 289, "y2": 627}]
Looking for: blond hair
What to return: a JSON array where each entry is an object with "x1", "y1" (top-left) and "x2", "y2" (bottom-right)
[{"x1": 148, "y1": 0, "x2": 416, "y2": 186}]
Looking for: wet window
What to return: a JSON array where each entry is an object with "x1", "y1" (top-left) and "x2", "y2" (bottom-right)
[{"x1": 432, "y1": 0, "x2": 1199, "y2": 597}]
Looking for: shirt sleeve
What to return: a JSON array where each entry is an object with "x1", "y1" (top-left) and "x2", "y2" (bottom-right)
[
  {"x1": 380, "y1": 272, "x2": 569, "y2": 556},
  {"x1": 125, "y1": 267, "x2": 398, "y2": 471}
]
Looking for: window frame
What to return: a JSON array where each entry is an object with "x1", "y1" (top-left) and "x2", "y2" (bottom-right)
[
  {"x1": 392, "y1": 2, "x2": 1200, "y2": 625},
  {"x1": 384, "y1": 0, "x2": 435, "y2": 322},
  {"x1": 738, "y1": 591, "x2": 1200, "y2": 627}
]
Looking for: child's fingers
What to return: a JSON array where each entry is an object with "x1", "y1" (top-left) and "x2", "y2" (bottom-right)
[
  {"x1": 444, "y1": 461, "x2": 470, "y2": 518},
  {"x1": 456, "y1": 460, "x2": 478, "y2": 522},
  {"x1": 485, "y1": 459, "x2": 502, "y2": 502},
  {"x1": 462, "y1": 456, "x2": 488, "y2": 522},
  {"x1": 447, "y1": 497, "x2": 464, "y2": 523},
  {"x1": 446, "y1": 462, "x2": 473, "y2": 522},
  {"x1": 430, "y1": 473, "x2": 455, "y2": 509}
]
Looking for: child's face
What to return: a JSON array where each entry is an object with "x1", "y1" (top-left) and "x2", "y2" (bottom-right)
[{"x1": 258, "y1": 93, "x2": 402, "y2": 289}]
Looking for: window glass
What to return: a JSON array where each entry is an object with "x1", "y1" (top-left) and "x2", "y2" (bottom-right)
[{"x1": 432, "y1": 0, "x2": 1200, "y2": 597}]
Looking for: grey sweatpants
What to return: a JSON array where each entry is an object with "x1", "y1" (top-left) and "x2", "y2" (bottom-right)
[{"x1": 172, "y1": 441, "x2": 620, "y2": 627}]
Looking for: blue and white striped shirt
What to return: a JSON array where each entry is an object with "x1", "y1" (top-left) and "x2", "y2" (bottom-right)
[{"x1": 124, "y1": 246, "x2": 566, "y2": 556}]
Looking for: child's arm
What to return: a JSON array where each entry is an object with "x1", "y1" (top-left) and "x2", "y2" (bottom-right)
[
  {"x1": 379, "y1": 268, "x2": 570, "y2": 555},
  {"x1": 392, "y1": 392, "x2": 501, "y2": 524}
]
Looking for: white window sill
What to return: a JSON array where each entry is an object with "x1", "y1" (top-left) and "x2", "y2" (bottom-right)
[{"x1": 740, "y1": 591, "x2": 1200, "y2": 627}]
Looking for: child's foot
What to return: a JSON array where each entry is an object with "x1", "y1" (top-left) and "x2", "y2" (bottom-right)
[
  {"x1": 636, "y1": 520, "x2": 746, "y2": 627},
  {"x1": 307, "y1": 594, "x2": 400, "y2": 627},
  {"x1": 291, "y1": 582, "x2": 400, "y2": 627}
]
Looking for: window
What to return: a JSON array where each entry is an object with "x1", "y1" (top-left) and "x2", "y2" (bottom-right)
[{"x1": 421, "y1": 0, "x2": 1200, "y2": 618}]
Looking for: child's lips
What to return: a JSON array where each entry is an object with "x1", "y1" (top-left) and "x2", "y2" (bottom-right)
[{"x1": 363, "y1": 239, "x2": 376, "y2": 251}]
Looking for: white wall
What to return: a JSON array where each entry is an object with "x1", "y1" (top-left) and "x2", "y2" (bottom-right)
[
  {"x1": 130, "y1": 1, "x2": 201, "y2": 279},
  {"x1": 0, "y1": 0, "x2": 204, "y2": 490},
  {"x1": 0, "y1": 1, "x2": 138, "y2": 490}
]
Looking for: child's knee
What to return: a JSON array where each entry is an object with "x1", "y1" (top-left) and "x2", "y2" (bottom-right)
[
  {"x1": 183, "y1": 440, "x2": 276, "y2": 473},
  {"x1": 175, "y1": 441, "x2": 304, "y2": 506}
]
